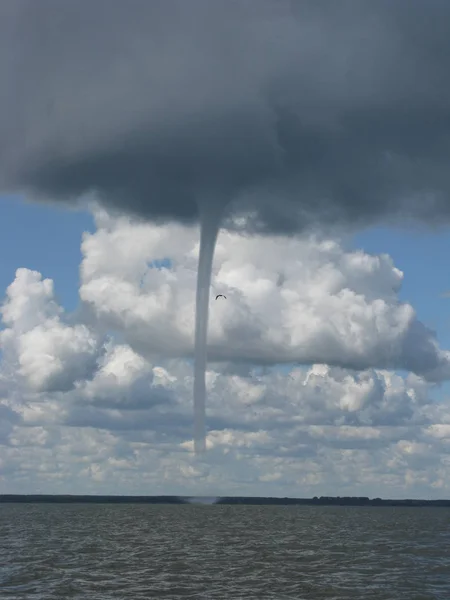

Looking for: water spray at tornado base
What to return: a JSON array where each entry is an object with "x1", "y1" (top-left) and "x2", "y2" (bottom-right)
[{"x1": 193, "y1": 197, "x2": 227, "y2": 454}]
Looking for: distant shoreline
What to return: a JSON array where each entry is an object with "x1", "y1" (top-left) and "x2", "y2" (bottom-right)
[{"x1": 1, "y1": 495, "x2": 449, "y2": 506}]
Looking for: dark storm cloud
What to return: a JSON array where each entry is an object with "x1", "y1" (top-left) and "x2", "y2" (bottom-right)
[{"x1": 2, "y1": 0, "x2": 450, "y2": 231}]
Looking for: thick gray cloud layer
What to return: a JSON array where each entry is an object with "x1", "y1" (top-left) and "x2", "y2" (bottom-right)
[{"x1": 2, "y1": 0, "x2": 450, "y2": 232}]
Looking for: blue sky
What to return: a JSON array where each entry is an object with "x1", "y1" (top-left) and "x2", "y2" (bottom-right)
[
  {"x1": 352, "y1": 226, "x2": 450, "y2": 345},
  {"x1": 351, "y1": 225, "x2": 450, "y2": 401},
  {"x1": 0, "y1": 196, "x2": 95, "y2": 313}
]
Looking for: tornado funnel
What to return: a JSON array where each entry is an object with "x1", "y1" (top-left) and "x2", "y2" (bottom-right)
[{"x1": 193, "y1": 198, "x2": 224, "y2": 454}]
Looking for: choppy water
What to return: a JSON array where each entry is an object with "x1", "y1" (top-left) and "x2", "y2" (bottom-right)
[{"x1": 0, "y1": 503, "x2": 449, "y2": 599}]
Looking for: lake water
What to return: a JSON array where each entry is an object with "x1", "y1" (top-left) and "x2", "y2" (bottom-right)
[{"x1": 0, "y1": 503, "x2": 449, "y2": 599}]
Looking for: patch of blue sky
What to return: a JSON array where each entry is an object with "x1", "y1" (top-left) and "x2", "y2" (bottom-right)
[
  {"x1": 147, "y1": 258, "x2": 172, "y2": 270},
  {"x1": 0, "y1": 195, "x2": 95, "y2": 314},
  {"x1": 352, "y1": 225, "x2": 450, "y2": 402}
]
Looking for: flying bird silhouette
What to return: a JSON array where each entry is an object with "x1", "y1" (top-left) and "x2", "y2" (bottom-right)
[{"x1": 215, "y1": 294, "x2": 226, "y2": 300}]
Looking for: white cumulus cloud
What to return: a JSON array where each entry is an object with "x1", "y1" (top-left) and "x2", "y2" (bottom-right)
[
  {"x1": 78, "y1": 209, "x2": 450, "y2": 381},
  {"x1": 1, "y1": 268, "x2": 101, "y2": 392},
  {"x1": 2, "y1": 209, "x2": 450, "y2": 498}
]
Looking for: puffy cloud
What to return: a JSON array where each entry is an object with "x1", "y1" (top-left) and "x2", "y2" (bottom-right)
[
  {"x1": 2, "y1": 1, "x2": 450, "y2": 234},
  {"x1": 78, "y1": 211, "x2": 450, "y2": 381},
  {"x1": 1, "y1": 213, "x2": 450, "y2": 497},
  {"x1": 2, "y1": 352, "x2": 450, "y2": 498},
  {"x1": 1, "y1": 268, "x2": 101, "y2": 392}
]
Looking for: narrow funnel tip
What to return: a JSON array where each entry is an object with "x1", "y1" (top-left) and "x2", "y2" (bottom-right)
[{"x1": 194, "y1": 438, "x2": 206, "y2": 454}]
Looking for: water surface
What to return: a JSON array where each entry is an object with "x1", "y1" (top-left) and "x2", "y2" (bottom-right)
[{"x1": 1, "y1": 504, "x2": 449, "y2": 599}]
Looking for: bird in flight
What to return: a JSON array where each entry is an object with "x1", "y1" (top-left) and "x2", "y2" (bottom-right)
[{"x1": 215, "y1": 294, "x2": 226, "y2": 300}]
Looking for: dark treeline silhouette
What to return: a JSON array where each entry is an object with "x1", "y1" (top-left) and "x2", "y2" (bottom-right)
[
  {"x1": 1, "y1": 495, "x2": 450, "y2": 506},
  {"x1": 0, "y1": 495, "x2": 189, "y2": 504},
  {"x1": 216, "y1": 496, "x2": 450, "y2": 507}
]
